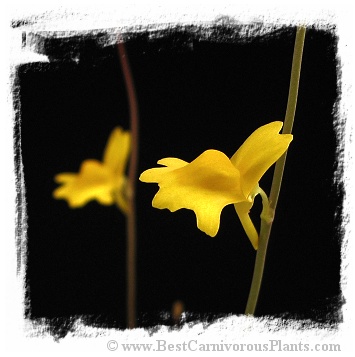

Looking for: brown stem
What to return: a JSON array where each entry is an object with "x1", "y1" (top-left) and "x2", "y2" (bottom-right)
[{"x1": 118, "y1": 37, "x2": 139, "y2": 329}]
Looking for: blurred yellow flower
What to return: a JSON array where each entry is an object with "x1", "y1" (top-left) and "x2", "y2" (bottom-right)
[
  {"x1": 53, "y1": 127, "x2": 131, "y2": 214},
  {"x1": 139, "y1": 122, "x2": 292, "y2": 249}
]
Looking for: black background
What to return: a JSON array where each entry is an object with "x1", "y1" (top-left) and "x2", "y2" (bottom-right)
[{"x1": 15, "y1": 24, "x2": 342, "y2": 338}]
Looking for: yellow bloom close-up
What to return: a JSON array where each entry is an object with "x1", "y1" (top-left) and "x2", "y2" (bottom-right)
[
  {"x1": 53, "y1": 127, "x2": 131, "y2": 214},
  {"x1": 139, "y1": 121, "x2": 293, "y2": 249}
]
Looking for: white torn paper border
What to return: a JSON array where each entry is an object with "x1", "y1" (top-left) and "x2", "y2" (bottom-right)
[{"x1": 1, "y1": 1, "x2": 354, "y2": 355}]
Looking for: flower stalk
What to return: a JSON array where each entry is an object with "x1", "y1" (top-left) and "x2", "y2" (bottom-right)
[
  {"x1": 245, "y1": 26, "x2": 306, "y2": 315},
  {"x1": 118, "y1": 39, "x2": 139, "y2": 328}
]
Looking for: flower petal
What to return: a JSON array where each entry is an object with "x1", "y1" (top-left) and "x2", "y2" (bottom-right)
[
  {"x1": 139, "y1": 157, "x2": 188, "y2": 182},
  {"x1": 110, "y1": 176, "x2": 129, "y2": 215},
  {"x1": 54, "y1": 173, "x2": 77, "y2": 184},
  {"x1": 103, "y1": 127, "x2": 131, "y2": 175},
  {"x1": 53, "y1": 160, "x2": 115, "y2": 207},
  {"x1": 157, "y1": 157, "x2": 189, "y2": 169},
  {"x1": 230, "y1": 121, "x2": 293, "y2": 197},
  {"x1": 140, "y1": 150, "x2": 245, "y2": 237}
]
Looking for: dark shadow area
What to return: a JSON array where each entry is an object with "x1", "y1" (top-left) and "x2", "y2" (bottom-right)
[{"x1": 13, "y1": 23, "x2": 342, "y2": 339}]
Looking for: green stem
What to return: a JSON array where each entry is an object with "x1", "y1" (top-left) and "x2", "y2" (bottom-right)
[{"x1": 245, "y1": 26, "x2": 306, "y2": 315}]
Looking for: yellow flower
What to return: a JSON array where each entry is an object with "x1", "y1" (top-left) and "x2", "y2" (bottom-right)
[
  {"x1": 139, "y1": 121, "x2": 292, "y2": 249},
  {"x1": 53, "y1": 127, "x2": 131, "y2": 214}
]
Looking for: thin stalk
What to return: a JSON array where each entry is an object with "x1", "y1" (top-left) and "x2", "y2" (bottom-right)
[
  {"x1": 245, "y1": 26, "x2": 306, "y2": 315},
  {"x1": 118, "y1": 39, "x2": 139, "y2": 328}
]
